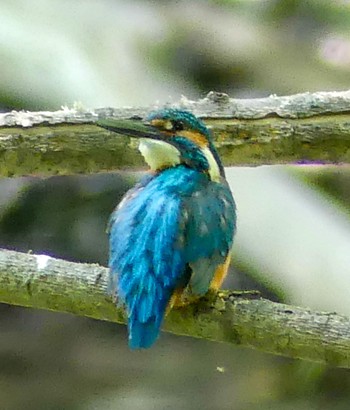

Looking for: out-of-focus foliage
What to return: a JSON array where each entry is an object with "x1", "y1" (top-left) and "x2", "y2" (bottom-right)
[
  {"x1": 1, "y1": 1, "x2": 350, "y2": 409},
  {"x1": 296, "y1": 166, "x2": 350, "y2": 214},
  {"x1": 1, "y1": 0, "x2": 350, "y2": 110}
]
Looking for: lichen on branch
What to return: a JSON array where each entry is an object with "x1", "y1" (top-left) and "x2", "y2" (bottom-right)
[
  {"x1": 1, "y1": 90, "x2": 350, "y2": 177},
  {"x1": 0, "y1": 248, "x2": 349, "y2": 368}
]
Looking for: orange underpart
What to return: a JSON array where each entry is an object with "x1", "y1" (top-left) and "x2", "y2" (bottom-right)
[
  {"x1": 167, "y1": 287, "x2": 201, "y2": 313},
  {"x1": 167, "y1": 252, "x2": 232, "y2": 314},
  {"x1": 166, "y1": 288, "x2": 186, "y2": 313},
  {"x1": 210, "y1": 252, "x2": 232, "y2": 291}
]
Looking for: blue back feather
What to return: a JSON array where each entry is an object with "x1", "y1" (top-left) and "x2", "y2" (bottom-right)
[{"x1": 109, "y1": 165, "x2": 236, "y2": 348}]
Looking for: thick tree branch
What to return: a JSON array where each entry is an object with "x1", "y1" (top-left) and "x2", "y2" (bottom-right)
[
  {"x1": 0, "y1": 248, "x2": 349, "y2": 367},
  {"x1": 1, "y1": 90, "x2": 350, "y2": 177}
]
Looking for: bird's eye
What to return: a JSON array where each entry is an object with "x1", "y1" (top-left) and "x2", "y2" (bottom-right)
[{"x1": 172, "y1": 120, "x2": 185, "y2": 131}]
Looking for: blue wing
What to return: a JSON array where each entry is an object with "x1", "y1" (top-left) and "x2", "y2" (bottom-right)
[
  {"x1": 109, "y1": 170, "x2": 188, "y2": 349},
  {"x1": 183, "y1": 179, "x2": 236, "y2": 294}
]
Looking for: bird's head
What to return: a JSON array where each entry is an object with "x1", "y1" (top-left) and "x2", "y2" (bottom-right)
[{"x1": 98, "y1": 109, "x2": 224, "y2": 181}]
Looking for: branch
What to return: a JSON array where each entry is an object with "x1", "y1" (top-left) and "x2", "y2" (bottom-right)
[
  {"x1": 1, "y1": 90, "x2": 350, "y2": 177},
  {"x1": 0, "y1": 248, "x2": 349, "y2": 367}
]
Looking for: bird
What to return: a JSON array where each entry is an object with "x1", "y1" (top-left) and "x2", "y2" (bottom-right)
[{"x1": 97, "y1": 109, "x2": 237, "y2": 349}]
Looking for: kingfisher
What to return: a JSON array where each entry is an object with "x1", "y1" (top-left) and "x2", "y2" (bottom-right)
[{"x1": 97, "y1": 109, "x2": 237, "y2": 349}]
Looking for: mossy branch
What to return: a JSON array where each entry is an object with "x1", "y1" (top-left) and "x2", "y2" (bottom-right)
[
  {"x1": 0, "y1": 248, "x2": 349, "y2": 367},
  {"x1": 1, "y1": 90, "x2": 350, "y2": 177}
]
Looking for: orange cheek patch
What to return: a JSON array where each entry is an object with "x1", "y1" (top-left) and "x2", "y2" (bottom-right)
[{"x1": 179, "y1": 130, "x2": 208, "y2": 148}]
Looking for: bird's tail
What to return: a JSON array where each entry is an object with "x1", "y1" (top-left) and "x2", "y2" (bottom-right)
[
  {"x1": 127, "y1": 296, "x2": 168, "y2": 349},
  {"x1": 128, "y1": 318, "x2": 162, "y2": 349}
]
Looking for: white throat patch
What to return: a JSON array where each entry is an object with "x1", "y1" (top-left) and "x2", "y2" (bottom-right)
[
  {"x1": 138, "y1": 139, "x2": 180, "y2": 171},
  {"x1": 201, "y1": 146, "x2": 221, "y2": 182}
]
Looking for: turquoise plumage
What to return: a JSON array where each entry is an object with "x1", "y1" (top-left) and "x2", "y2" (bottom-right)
[{"x1": 98, "y1": 109, "x2": 236, "y2": 348}]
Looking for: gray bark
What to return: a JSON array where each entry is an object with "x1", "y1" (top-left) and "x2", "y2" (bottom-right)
[
  {"x1": 0, "y1": 248, "x2": 349, "y2": 368},
  {"x1": 1, "y1": 90, "x2": 350, "y2": 176}
]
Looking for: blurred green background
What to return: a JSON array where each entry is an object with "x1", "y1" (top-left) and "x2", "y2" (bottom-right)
[{"x1": 1, "y1": 0, "x2": 350, "y2": 409}]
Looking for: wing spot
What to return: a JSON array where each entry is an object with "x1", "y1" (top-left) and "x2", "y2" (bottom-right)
[
  {"x1": 182, "y1": 209, "x2": 189, "y2": 220},
  {"x1": 221, "y1": 197, "x2": 230, "y2": 208},
  {"x1": 176, "y1": 233, "x2": 185, "y2": 247},
  {"x1": 199, "y1": 222, "x2": 209, "y2": 236},
  {"x1": 220, "y1": 215, "x2": 226, "y2": 227}
]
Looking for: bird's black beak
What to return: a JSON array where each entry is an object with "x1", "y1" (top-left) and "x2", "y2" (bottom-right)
[{"x1": 97, "y1": 117, "x2": 162, "y2": 140}]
